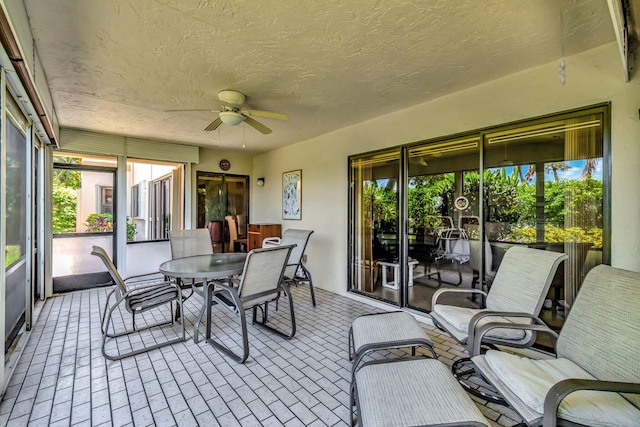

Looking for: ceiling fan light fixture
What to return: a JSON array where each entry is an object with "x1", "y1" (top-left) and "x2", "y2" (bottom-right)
[{"x1": 219, "y1": 111, "x2": 245, "y2": 126}]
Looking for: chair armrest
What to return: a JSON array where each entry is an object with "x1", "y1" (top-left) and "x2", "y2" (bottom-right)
[
  {"x1": 431, "y1": 288, "x2": 487, "y2": 308},
  {"x1": 470, "y1": 314, "x2": 558, "y2": 356},
  {"x1": 212, "y1": 283, "x2": 242, "y2": 312},
  {"x1": 262, "y1": 237, "x2": 281, "y2": 248},
  {"x1": 123, "y1": 271, "x2": 166, "y2": 283},
  {"x1": 543, "y1": 379, "x2": 640, "y2": 427}
]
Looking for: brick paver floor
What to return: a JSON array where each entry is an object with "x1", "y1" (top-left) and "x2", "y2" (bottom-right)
[{"x1": 0, "y1": 284, "x2": 521, "y2": 426}]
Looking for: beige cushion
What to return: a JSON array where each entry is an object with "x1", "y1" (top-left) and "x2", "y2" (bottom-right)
[
  {"x1": 485, "y1": 350, "x2": 640, "y2": 427},
  {"x1": 432, "y1": 304, "x2": 526, "y2": 340}
]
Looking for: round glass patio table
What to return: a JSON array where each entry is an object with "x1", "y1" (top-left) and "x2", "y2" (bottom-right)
[{"x1": 160, "y1": 253, "x2": 247, "y2": 343}]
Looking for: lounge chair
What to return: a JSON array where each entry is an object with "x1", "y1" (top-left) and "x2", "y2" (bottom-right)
[{"x1": 471, "y1": 264, "x2": 640, "y2": 426}]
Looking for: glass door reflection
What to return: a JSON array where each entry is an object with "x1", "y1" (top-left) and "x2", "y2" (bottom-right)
[{"x1": 406, "y1": 137, "x2": 480, "y2": 311}]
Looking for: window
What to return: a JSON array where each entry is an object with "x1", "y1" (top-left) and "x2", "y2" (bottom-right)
[
  {"x1": 5, "y1": 114, "x2": 27, "y2": 267},
  {"x1": 131, "y1": 184, "x2": 139, "y2": 218},
  {"x1": 99, "y1": 186, "x2": 113, "y2": 214},
  {"x1": 52, "y1": 153, "x2": 117, "y2": 235},
  {"x1": 126, "y1": 159, "x2": 183, "y2": 242}
]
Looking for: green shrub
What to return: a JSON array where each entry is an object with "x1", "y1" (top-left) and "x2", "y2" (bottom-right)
[
  {"x1": 85, "y1": 213, "x2": 137, "y2": 241},
  {"x1": 505, "y1": 224, "x2": 602, "y2": 248}
]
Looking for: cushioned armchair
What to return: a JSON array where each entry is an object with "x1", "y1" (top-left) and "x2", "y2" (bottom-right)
[
  {"x1": 471, "y1": 264, "x2": 640, "y2": 426},
  {"x1": 431, "y1": 246, "x2": 567, "y2": 354}
]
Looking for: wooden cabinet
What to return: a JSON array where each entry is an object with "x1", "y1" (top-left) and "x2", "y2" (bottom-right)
[{"x1": 247, "y1": 224, "x2": 281, "y2": 251}]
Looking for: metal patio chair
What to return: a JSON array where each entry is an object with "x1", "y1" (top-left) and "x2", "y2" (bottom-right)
[
  {"x1": 92, "y1": 246, "x2": 185, "y2": 361},
  {"x1": 169, "y1": 228, "x2": 216, "y2": 318},
  {"x1": 206, "y1": 245, "x2": 295, "y2": 363},
  {"x1": 263, "y1": 229, "x2": 316, "y2": 306},
  {"x1": 431, "y1": 245, "x2": 567, "y2": 402},
  {"x1": 169, "y1": 228, "x2": 213, "y2": 259}
]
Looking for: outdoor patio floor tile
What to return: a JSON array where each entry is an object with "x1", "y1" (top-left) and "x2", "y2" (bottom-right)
[{"x1": 0, "y1": 284, "x2": 522, "y2": 426}]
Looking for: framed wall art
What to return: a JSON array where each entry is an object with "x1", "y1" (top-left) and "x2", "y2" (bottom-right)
[{"x1": 282, "y1": 169, "x2": 302, "y2": 220}]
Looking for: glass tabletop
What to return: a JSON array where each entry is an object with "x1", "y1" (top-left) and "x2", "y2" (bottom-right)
[{"x1": 159, "y1": 253, "x2": 247, "y2": 279}]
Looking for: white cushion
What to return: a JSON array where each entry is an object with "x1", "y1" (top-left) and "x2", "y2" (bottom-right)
[
  {"x1": 432, "y1": 304, "x2": 526, "y2": 340},
  {"x1": 485, "y1": 350, "x2": 640, "y2": 427}
]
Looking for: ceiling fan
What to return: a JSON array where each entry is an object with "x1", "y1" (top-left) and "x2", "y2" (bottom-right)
[{"x1": 167, "y1": 90, "x2": 288, "y2": 134}]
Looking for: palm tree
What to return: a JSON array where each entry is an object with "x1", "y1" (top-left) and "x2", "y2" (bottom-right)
[
  {"x1": 545, "y1": 162, "x2": 570, "y2": 182},
  {"x1": 581, "y1": 158, "x2": 599, "y2": 179}
]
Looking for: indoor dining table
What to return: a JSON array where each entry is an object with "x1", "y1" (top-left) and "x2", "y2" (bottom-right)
[{"x1": 159, "y1": 252, "x2": 247, "y2": 343}]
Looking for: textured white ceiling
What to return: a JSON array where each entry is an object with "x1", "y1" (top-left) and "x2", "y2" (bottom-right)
[{"x1": 23, "y1": 0, "x2": 615, "y2": 153}]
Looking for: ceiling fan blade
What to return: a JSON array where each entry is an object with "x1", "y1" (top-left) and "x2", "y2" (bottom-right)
[
  {"x1": 166, "y1": 108, "x2": 218, "y2": 112},
  {"x1": 244, "y1": 110, "x2": 289, "y2": 121},
  {"x1": 204, "y1": 117, "x2": 223, "y2": 132},
  {"x1": 244, "y1": 116, "x2": 272, "y2": 134}
]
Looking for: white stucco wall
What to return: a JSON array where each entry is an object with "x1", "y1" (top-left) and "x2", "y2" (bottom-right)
[{"x1": 251, "y1": 42, "x2": 640, "y2": 296}]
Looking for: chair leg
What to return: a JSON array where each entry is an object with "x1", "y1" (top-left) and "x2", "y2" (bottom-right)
[
  {"x1": 252, "y1": 286, "x2": 296, "y2": 340},
  {"x1": 101, "y1": 290, "x2": 186, "y2": 361},
  {"x1": 101, "y1": 288, "x2": 117, "y2": 337},
  {"x1": 101, "y1": 301, "x2": 185, "y2": 361},
  {"x1": 207, "y1": 289, "x2": 250, "y2": 363},
  {"x1": 348, "y1": 326, "x2": 355, "y2": 361},
  {"x1": 301, "y1": 265, "x2": 316, "y2": 307}
]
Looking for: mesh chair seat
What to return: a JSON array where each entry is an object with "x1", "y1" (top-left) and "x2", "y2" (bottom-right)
[{"x1": 128, "y1": 285, "x2": 180, "y2": 311}]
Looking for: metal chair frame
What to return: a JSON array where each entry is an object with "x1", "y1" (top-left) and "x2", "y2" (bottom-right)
[{"x1": 92, "y1": 246, "x2": 186, "y2": 360}]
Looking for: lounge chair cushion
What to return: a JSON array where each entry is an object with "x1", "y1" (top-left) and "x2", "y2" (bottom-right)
[
  {"x1": 432, "y1": 304, "x2": 526, "y2": 340},
  {"x1": 485, "y1": 350, "x2": 640, "y2": 427}
]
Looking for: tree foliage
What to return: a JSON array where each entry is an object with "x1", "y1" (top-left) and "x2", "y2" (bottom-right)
[
  {"x1": 52, "y1": 185, "x2": 78, "y2": 233},
  {"x1": 368, "y1": 165, "x2": 603, "y2": 247},
  {"x1": 52, "y1": 157, "x2": 82, "y2": 233}
]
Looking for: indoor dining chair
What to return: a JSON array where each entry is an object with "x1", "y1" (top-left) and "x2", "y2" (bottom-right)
[{"x1": 226, "y1": 216, "x2": 247, "y2": 252}]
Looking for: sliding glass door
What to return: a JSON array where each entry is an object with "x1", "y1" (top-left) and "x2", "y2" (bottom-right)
[
  {"x1": 482, "y1": 111, "x2": 605, "y2": 336},
  {"x1": 406, "y1": 137, "x2": 480, "y2": 311},
  {"x1": 196, "y1": 172, "x2": 249, "y2": 252},
  {"x1": 348, "y1": 104, "x2": 608, "y2": 338},
  {"x1": 349, "y1": 150, "x2": 401, "y2": 305}
]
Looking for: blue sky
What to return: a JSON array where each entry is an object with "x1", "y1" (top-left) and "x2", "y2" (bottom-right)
[{"x1": 499, "y1": 159, "x2": 602, "y2": 182}]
